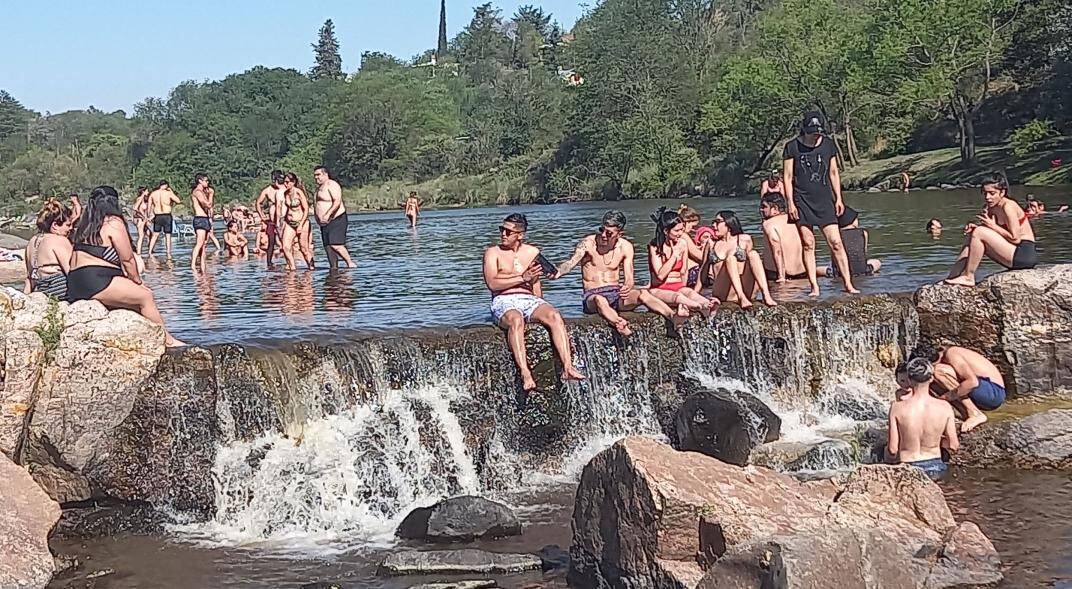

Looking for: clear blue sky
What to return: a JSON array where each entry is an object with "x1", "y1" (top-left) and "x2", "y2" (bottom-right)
[{"x1": 0, "y1": 1, "x2": 585, "y2": 115}]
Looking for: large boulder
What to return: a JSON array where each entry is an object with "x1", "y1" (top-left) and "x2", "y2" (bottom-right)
[
  {"x1": 0, "y1": 454, "x2": 61, "y2": 589},
  {"x1": 396, "y1": 495, "x2": 522, "y2": 543},
  {"x1": 674, "y1": 388, "x2": 781, "y2": 466},
  {"x1": 951, "y1": 409, "x2": 1072, "y2": 469},
  {"x1": 569, "y1": 437, "x2": 1001, "y2": 589},
  {"x1": 915, "y1": 265, "x2": 1072, "y2": 398}
]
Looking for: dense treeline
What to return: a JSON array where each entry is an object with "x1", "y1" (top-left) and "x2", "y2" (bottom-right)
[{"x1": 0, "y1": 0, "x2": 1069, "y2": 213}]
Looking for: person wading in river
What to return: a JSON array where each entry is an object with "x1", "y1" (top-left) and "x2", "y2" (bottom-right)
[
  {"x1": 483, "y1": 213, "x2": 585, "y2": 392},
  {"x1": 190, "y1": 173, "x2": 212, "y2": 271},
  {"x1": 313, "y1": 166, "x2": 354, "y2": 269},
  {"x1": 255, "y1": 170, "x2": 287, "y2": 268},
  {"x1": 782, "y1": 111, "x2": 859, "y2": 296},
  {"x1": 552, "y1": 210, "x2": 680, "y2": 336},
  {"x1": 887, "y1": 358, "x2": 959, "y2": 481},
  {"x1": 404, "y1": 192, "x2": 421, "y2": 228},
  {"x1": 147, "y1": 180, "x2": 181, "y2": 258}
]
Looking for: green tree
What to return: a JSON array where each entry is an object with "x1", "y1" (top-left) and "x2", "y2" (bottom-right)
[
  {"x1": 438, "y1": 0, "x2": 450, "y2": 58},
  {"x1": 455, "y1": 4, "x2": 512, "y2": 83},
  {"x1": 311, "y1": 19, "x2": 344, "y2": 81}
]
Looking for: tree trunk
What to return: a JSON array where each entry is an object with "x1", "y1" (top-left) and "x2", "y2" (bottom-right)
[{"x1": 956, "y1": 113, "x2": 977, "y2": 164}]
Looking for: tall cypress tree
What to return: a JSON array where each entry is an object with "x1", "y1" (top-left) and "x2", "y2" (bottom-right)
[
  {"x1": 437, "y1": 0, "x2": 449, "y2": 58},
  {"x1": 311, "y1": 19, "x2": 344, "y2": 80}
]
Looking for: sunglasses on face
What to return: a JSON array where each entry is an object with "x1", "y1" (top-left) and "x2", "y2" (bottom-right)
[
  {"x1": 499, "y1": 226, "x2": 523, "y2": 235},
  {"x1": 599, "y1": 226, "x2": 622, "y2": 237}
]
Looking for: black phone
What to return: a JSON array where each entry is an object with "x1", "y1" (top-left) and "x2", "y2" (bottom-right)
[{"x1": 535, "y1": 253, "x2": 557, "y2": 276}]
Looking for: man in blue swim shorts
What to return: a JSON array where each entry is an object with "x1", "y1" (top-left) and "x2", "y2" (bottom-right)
[
  {"x1": 914, "y1": 344, "x2": 1007, "y2": 433},
  {"x1": 888, "y1": 359, "x2": 960, "y2": 481}
]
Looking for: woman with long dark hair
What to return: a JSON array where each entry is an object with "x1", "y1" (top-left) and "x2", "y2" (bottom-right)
[
  {"x1": 23, "y1": 198, "x2": 74, "y2": 299},
  {"x1": 280, "y1": 172, "x2": 315, "y2": 270},
  {"x1": 67, "y1": 186, "x2": 185, "y2": 347},
  {"x1": 702, "y1": 210, "x2": 777, "y2": 309},
  {"x1": 647, "y1": 207, "x2": 718, "y2": 319}
]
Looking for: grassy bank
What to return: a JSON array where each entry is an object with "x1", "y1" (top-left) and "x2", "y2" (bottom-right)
[{"x1": 840, "y1": 137, "x2": 1072, "y2": 190}]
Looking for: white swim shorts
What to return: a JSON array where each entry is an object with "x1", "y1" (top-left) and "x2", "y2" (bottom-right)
[{"x1": 490, "y1": 293, "x2": 547, "y2": 323}]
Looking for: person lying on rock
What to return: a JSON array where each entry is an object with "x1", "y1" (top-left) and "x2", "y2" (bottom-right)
[
  {"x1": 483, "y1": 213, "x2": 585, "y2": 392},
  {"x1": 915, "y1": 343, "x2": 1006, "y2": 433},
  {"x1": 887, "y1": 358, "x2": 959, "y2": 480},
  {"x1": 551, "y1": 210, "x2": 680, "y2": 336}
]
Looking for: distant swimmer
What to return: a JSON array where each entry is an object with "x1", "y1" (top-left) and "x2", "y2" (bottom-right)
[
  {"x1": 404, "y1": 191, "x2": 421, "y2": 228},
  {"x1": 945, "y1": 172, "x2": 1038, "y2": 287},
  {"x1": 900, "y1": 171, "x2": 911, "y2": 192},
  {"x1": 926, "y1": 218, "x2": 943, "y2": 237},
  {"x1": 281, "y1": 172, "x2": 315, "y2": 270},
  {"x1": 915, "y1": 343, "x2": 1006, "y2": 432},
  {"x1": 552, "y1": 210, "x2": 679, "y2": 336},
  {"x1": 759, "y1": 192, "x2": 808, "y2": 283},
  {"x1": 760, "y1": 171, "x2": 784, "y2": 196},
  {"x1": 190, "y1": 173, "x2": 212, "y2": 270},
  {"x1": 255, "y1": 225, "x2": 271, "y2": 257},
  {"x1": 887, "y1": 358, "x2": 958, "y2": 480},
  {"x1": 647, "y1": 208, "x2": 719, "y2": 320},
  {"x1": 223, "y1": 220, "x2": 248, "y2": 259},
  {"x1": 782, "y1": 111, "x2": 859, "y2": 296},
  {"x1": 313, "y1": 166, "x2": 354, "y2": 269},
  {"x1": 132, "y1": 186, "x2": 151, "y2": 256},
  {"x1": 482, "y1": 213, "x2": 585, "y2": 391},
  {"x1": 820, "y1": 206, "x2": 882, "y2": 279},
  {"x1": 147, "y1": 180, "x2": 181, "y2": 258},
  {"x1": 255, "y1": 170, "x2": 286, "y2": 268},
  {"x1": 703, "y1": 210, "x2": 777, "y2": 309}
]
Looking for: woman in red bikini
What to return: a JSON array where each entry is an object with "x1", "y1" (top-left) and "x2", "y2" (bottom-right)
[
  {"x1": 945, "y1": 172, "x2": 1039, "y2": 287},
  {"x1": 647, "y1": 208, "x2": 719, "y2": 319}
]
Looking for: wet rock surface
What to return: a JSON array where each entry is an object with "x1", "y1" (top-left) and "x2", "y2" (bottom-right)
[
  {"x1": 397, "y1": 495, "x2": 522, "y2": 543},
  {"x1": 0, "y1": 453, "x2": 60, "y2": 589},
  {"x1": 378, "y1": 549, "x2": 542, "y2": 576},
  {"x1": 406, "y1": 581, "x2": 498, "y2": 589},
  {"x1": 915, "y1": 265, "x2": 1072, "y2": 399},
  {"x1": 569, "y1": 437, "x2": 1001, "y2": 589},
  {"x1": 952, "y1": 409, "x2": 1072, "y2": 469},
  {"x1": 674, "y1": 385, "x2": 781, "y2": 466}
]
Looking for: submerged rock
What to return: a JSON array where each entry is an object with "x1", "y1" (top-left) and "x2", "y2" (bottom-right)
[
  {"x1": 674, "y1": 388, "x2": 781, "y2": 466},
  {"x1": 378, "y1": 549, "x2": 542, "y2": 576},
  {"x1": 407, "y1": 581, "x2": 497, "y2": 589},
  {"x1": 0, "y1": 454, "x2": 60, "y2": 589},
  {"x1": 784, "y1": 439, "x2": 855, "y2": 472},
  {"x1": 569, "y1": 437, "x2": 1001, "y2": 589},
  {"x1": 396, "y1": 495, "x2": 522, "y2": 542},
  {"x1": 915, "y1": 265, "x2": 1072, "y2": 399},
  {"x1": 951, "y1": 409, "x2": 1072, "y2": 469}
]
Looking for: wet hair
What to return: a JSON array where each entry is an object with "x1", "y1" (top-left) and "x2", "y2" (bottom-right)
[
  {"x1": 911, "y1": 342, "x2": 941, "y2": 363},
  {"x1": 136, "y1": 186, "x2": 149, "y2": 198},
  {"x1": 894, "y1": 361, "x2": 908, "y2": 376},
  {"x1": 649, "y1": 207, "x2": 682, "y2": 254},
  {"x1": 602, "y1": 210, "x2": 627, "y2": 229},
  {"x1": 284, "y1": 172, "x2": 305, "y2": 191},
  {"x1": 760, "y1": 192, "x2": 787, "y2": 212},
  {"x1": 314, "y1": 165, "x2": 330, "y2": 176},
  {"x1": 226, "y1": 220, "x2": 238, "y2": 230},
  {"x1": 980, "y1": 172, "x2": 1009, "y2": 196},
  {"x1": 409, "y1": 191, "x2": 418, "y2": 198},
  {"x1": 714, "y1": 210, "x2": 744, "y2": 236},
  {"x1": 905, "y1": 357, "x2": 934, "y2": 384},
  {"x1": 768, "y1": 171, "x2": 780, "y2": 183},
  {"x1": 503, "y1": 213, "x2": 528, "y2": 232},
  {"x1": 677, "y1": 205, "x2": 700, "y2": 224},
  {"x1": 271, "y1": 170, "x2": 285, "y2": 185},
  {"x1": 925, "y1": 218, "x2": 941, "y2": 232},
  {"x1": 73, "y1": 186, "x2": 126, "y2": 246},
  {"x1": 192, "y1": 173, "x2": 208, "y2": 190},
  {"x1": 35, "y1": 198, "x2": 73, "y2": 233}
]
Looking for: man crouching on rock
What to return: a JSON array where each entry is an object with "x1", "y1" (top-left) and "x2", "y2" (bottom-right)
[
  {"x1": 915, "y1": 343, "x2": 1006, "y2": 433},
  {"x1": 483, "y1": 213, "x2": 585, "y2": 392},
  {"x1": 888, "y1": 358, "x2": 959, "y2": 480},
  {"x1": 551, "y1": 210, "x2": 680, "y2": 336}
]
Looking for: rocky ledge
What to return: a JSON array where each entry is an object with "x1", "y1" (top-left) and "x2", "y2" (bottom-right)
[
  {"x1": 570, "y1": 437, "x2": 1002, "y2": 589},
  {"x1": 0, "y1": 452, "x2": 60, "y2": 589},
  {"x1": 952, "y1": 408, "x2": 1072, "y2": 470}
]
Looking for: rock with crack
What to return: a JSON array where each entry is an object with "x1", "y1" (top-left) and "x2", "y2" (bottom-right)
[
  {"x1": 951, "y1": 409, "x2": 1072, "y2": 469},
  {"x1": 397, "y1": 495, "x2": 521, "y2": 543},
  {"x1": 674, "y1": 387, "x2": 781, "y2": 466},
  {"x1": 0, "y1": 453, "x2": 61, "y2": 589},
  {"x1": 569, "y1": 436, "x2": 1001, "y2": 589},
  {"x1": 378, "y1": 549, "x2": 542, "y2": 576}
]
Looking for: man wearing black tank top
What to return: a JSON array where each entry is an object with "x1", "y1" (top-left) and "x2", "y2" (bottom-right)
[{"x1": 782, "y1": 111, "x2": 859, "y2": 296}]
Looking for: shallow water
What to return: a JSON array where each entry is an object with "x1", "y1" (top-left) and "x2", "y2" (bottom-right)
[
  {"x1": 51, "y1": 468, "x2": 1072, "y2": 589},
  {"x1": 128, "y1": 187, "x2": 1072, "y2": 345}
]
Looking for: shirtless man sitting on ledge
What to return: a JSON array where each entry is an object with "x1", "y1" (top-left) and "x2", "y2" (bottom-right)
[
  {"x1": 552, "y1": 211, "x2": 678, "y2": 336},
  {"x1": 482, "y1": 213, "x2": 585, "y2": 391}
]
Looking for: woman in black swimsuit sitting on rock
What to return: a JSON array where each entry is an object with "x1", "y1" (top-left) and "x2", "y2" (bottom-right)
[
  {"x1": 701, "y1": 211, "x2": 777, "y2": 309},
  {"x1": 68, "y1": 186, "x2": 185, "y2": 347}
]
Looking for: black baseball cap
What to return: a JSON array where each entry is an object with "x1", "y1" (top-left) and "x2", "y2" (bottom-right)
[{"x1": 801, "y1": 111, "x2": 825, "y2": 134}]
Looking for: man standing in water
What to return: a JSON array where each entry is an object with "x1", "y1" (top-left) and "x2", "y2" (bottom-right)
[
  {"x1": 887, "y1": 358, "x2": 959, "y2": 480},
  {"x1": 782, "y1": 111, "x2": 858, "y2": 296},
  {"x1": 313, "y1": 166, "x2": 354, "y2": 269},
  {"x1": 759, "y1": 192, "x2": 807, "y2": 282},
  {"x1": 255, "y1": 170, "x2": 286, "y2": 268},
  {"x1": 190, "y1": 173, "x2": 212, "y2": 270},
  {"x1": 147, "y1": 180, "x2": 181, "y2": 258},
  {"x1": 915, "y1": 344, "x2": 1006, "y2": 432},
  {"x1": 483, "y1": 213, "x2": 585, "y2": 391},
  {"x1": 552, "y1": 211, "x2": 680, "y2": 335},
  {"x1": 404, "y1": 192, "x2": 421, "y2": 228}
]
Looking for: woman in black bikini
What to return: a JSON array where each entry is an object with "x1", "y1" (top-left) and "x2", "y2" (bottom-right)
[
  {"x1": 23, "y1": 199, "x2": 74, "y2": 300},
  {"x1": 68, "y1": 186, "x2": 185, "y2": 347},
  {"x1": 280, "y1": 173, "x2": 315, "y2": 271},
  {"x1": 702, "y1": 211, "x2": 777, "y2": 309},
  {"x1": 945, "y1": 172, "x2": 1039, "y2": 287}
]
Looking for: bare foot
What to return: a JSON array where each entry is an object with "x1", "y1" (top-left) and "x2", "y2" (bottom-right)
[
  {"x1": 562, "y1": 367, "x2": 586, "y2": 382},
  {"x1": 614, "y1": 318, "x2": 633, "y2": 337},
  {"x1": 808, "y1": 287, "x2": 820, "y2": 297},
  {"x1": 960, "y1": 413, "x2": 987, "y2": 433},
  {"x1": 739, "y1": 299, "x2": 754, "y2": 310},
  {"x1": 165, "y1": 336, "x2": 188, "y2": 348},
  {"x1": 670, "y1": 313, "x2": 688, "y2": 329},
  {"x1": 522, "y1": 376, "x2": 538, "y2": 392},
  {"x1": 763, "y1": 296, "x2": 778, "y2": 307},
  {"x1": 675, "y1": 305, "x2": 691, "y2": 319},
  {"x1": 944, "y1": 275, "x2": 976, "y2": 288},
  {"x1": 844, "y1": 286, "x2": 861, "y2": 294}
]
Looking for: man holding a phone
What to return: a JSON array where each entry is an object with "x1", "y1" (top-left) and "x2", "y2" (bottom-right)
[
  {"x1": 482, "y1": 213, "x2": 585, "y2": 392},
  {"x1": 552, "y1": 211, "x2": 678, "y2": 335}
]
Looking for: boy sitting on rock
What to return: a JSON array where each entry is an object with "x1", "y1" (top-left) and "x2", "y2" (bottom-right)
[{"x1": 888, "y1": 359, "x2": 960, "y2": 480}]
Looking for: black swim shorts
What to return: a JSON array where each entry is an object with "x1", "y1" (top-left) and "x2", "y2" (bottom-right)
[
  {"x1": 320, "y1": 214, "x2": 348, "y2": 247},
  {"x1": 193, "y1": 216, "x2": 212, "y2": 232},
  {"x1": 153, "y1": 213, "x2": 174, "y2": 234}
]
